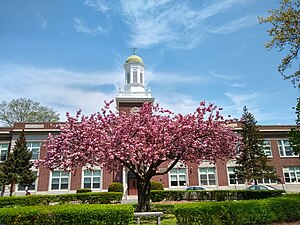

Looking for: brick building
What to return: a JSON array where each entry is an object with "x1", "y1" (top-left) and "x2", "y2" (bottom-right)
[{"x1": 0, "y1": 53, "x2": 299, "y2": 196}]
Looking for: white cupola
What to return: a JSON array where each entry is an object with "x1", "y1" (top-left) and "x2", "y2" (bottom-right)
[
  {"x1": 116, "y1": 51, "x2": 154, "y2": 107},
  {"x1": 123, "y1": 53, "x2": 145, "y2": 92}
]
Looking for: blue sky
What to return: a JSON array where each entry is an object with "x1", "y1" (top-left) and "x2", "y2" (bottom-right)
[{"x1": 0, "y1": 0, "x2": 299, "y2": 125}]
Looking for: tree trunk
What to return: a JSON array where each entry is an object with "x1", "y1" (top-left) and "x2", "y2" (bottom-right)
[
  {"x1": 136, "y1": 178, "x2": 151, "y2": 212},
  {"x1": 9, "y1": 182, "x2": 14, "y2": 196}
]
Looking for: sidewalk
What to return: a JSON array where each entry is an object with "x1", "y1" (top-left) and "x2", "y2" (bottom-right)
[{"x1": 121, "y1": 195, "x2": 138, "y2": 204}]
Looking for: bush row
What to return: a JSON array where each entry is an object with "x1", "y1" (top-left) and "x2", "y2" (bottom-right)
[
  {"x1": 173, "y1": 195, "x2": 300, "y2": 225},
  {"x1": 0, "y1": 204, "x2": 134, "y2": 225},
  {"x1": 150, "y1": 189, "x2": 285, "y2": 202},
  {"x1": 0, "y1": 192, "x2": 122, "y2": 208}
]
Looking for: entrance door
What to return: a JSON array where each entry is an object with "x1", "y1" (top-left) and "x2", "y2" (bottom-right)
[{"x1": 127, "y1": 171, "x2": 138, "y2": 195}]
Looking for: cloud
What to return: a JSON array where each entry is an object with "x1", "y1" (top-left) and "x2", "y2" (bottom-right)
[
  {"x1": 147, "y1": 70, "x2": 211, "y2": 85},
  {"x1": 209, "y1": 71, "x2": 241, "y2": 80},
  {"x1": 83, "y1": 0, "x2": 110, "y2": 13},
  {"x1": 207, "y1": 15, "x2": 258, "y2": 34},
  {"x1": 119, "y1": 0, "x2": 256, "y2": 48},
  {"x1": 74, "y1": 17, "x2": 110, "y2": 36},
  {"x1": 36, "y1": 15, "x2": 48, "y2": 29},
  {"x1": 0, "y1": 64, "x2": 122, "y2": 121}
]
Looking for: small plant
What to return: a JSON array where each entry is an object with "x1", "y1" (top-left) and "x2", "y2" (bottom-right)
[
  {"x1": 150, "y1": 181, "x2": 164, "y2": 190},
  {"x1": 108, "y1": 182, "x2": 123, "y2": 193}
]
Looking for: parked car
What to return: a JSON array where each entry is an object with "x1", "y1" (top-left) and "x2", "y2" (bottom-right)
[
  {"x1": 186, "y1": 186, "x2": 210, "y2": 191},
  {"x1": 245, "y1": 185, "x2": 277, "y2": 191}
]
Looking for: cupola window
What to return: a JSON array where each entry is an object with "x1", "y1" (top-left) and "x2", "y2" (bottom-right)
[
  {"x1": 133, "y1": 71, "x2": 137, "y2": 83},
  {"x1": 126, "y1": 73, "x2": 130, "y2": 84},
  {"x1": 140, "y1": 72, "x2": 143, "y2": 84}
]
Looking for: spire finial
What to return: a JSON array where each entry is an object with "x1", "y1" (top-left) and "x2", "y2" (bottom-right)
[{"x1": 130, "y1": 47, "x2": 138, "y2": 55}]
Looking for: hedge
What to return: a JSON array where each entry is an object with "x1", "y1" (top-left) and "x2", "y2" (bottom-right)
[
  {"x1": 174, "y1": 195, "x2": 300, "y2": 225},
  {"x1": 0, "y1": 192, "x2": 122, "y2": 208},
  {"x1": 0, "y1": 204, "x2": 134, "y2": 225},
  {"x1": 76, "y1": 188, "x2": 92, "y2": 193},
  {"x1": 150, "y1": 189, "x2": 285, "y2": 202}
]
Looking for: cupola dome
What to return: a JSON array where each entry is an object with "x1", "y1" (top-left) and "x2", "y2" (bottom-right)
[{"x1": 125, "y1": 54, "x2": 144, "y2": 65}]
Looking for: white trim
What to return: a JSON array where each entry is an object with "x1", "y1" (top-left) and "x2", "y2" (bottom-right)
[
  {"x1": 81, "y1": 168, "x2": 102, "y2": 191},
  {"x1": 49, "y1": 170, "x2": 70, "y2": 191},
  {"x1": 168, "y1": 162, "x2": 188, "y2": 188}
]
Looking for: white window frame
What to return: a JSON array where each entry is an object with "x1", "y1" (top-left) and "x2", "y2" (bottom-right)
[
  {"x1": 27, "y1": 141, "x2": 40, "y2": 160},
  {"x1": 262, "y1": 140, "x2": 272, "y2": 158},
  {"x1": 278, "y1": 140, "x2": 297, "y2": 157},
  {"x1": 169, "y1": 162, "x2": 187, "y2": 188},
  {"x1": 0, "y1": 143, "x2": 9, "y2": 162},
  {"x1": 17, "y1": 170, "x2": 38, "y2": 192},
  {"x1": 256, "y1": 177, "x2": 277, "y2": 185},
  {"x1": 50, "y1": 171, "x2": 70, "y2": 191},
  {"x1": 283, "y1": 166, "x2": 300, "y2": 184},
  {"x1": 82, "y1": 169, "x2": 102, "y2": 190},
  {"x1": 198, "y1": 161, "x2": 217, "y2": 187}
]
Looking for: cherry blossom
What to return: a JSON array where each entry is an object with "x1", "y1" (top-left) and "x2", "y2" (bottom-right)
[{"x1": 40, "y1": 100, "x2": 239, "y2": 212}]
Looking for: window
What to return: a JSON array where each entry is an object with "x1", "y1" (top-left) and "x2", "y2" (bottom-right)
[
  {"x1": 283, "y1": 166, "x2": 300, "y2": 183},
  {"x1": 18, "y1": 171, "x2": 38, "y2": 191},
  {"x1": 170, "y1": 166, "x2": 187, "y2": 187},
  {"x1": 262, "y1": 140, "x2": 272, "y2": 157},
  {"x1": 0, "y1": 143, "x2": 8, "y2": 161},
  {"x1": 133, "y1": 71, "x2": 137, "y2": 83},
  {"x1": 228, "y1": 167, "x2": 244, "y2": 185},
  {"x1": 27, "y1": 142, "x2": 40, "y2": 160},
  {"x1": 278, "y1": 140, "x2": 296, "y2": 157},
  {"x1": 199, "y1": 167, "x2": 216, "y2": 186},
  {"x1": 83, "y1": 170, "x2": 101, "y2": 189},
  {"x1": 257, "y1": 178, "x2": 277, "y2": 184},
  {"x1": 51, "y1": 171, "x2": 70, "y2": 190},
  {"x1": 126, "y1": 73, "x2": 130, "y2": 84},
  {"x1": 140, "y1": 72, "x2": 143, "y2": 84}
]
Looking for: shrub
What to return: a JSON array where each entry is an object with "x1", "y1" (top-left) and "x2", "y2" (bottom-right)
[
  {"x1": 0, "y1": 192, "x2": 122, "y2": 208},
  {"x1": 0, "y1": 204, "x2": 134, "y2": 225},
  {"x1": 76, "y1": 188, "x2": 92, "y2": 193},
  {"x1": 108, "y1": 182, "x2": 124, "y2": 193},
  {"x1": 174, "y1": 195, "x2": 300, "y2": 225},
  {"x1": 150, "y1": 189, "x2": 284, "y2": 202},
  {"x1": 150, "y1": 181, "x2": 164, "y2": 190}
]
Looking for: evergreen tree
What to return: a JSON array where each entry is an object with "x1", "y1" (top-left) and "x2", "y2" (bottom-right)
[
  {"x1": 288, "y1": 97, "x2": 300, "y2": 156},
  {"x1": 235, "y1": 107, "x2": 277, "y2": 185},
  {"x1": 0, "y1": 131, "x2": 36, "y2": 196}
]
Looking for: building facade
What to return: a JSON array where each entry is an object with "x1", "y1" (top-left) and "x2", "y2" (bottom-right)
[{"x1": 0, "y1": 53, "x2": 299, "y2": 196}]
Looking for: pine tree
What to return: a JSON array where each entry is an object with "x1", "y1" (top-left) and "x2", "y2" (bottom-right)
[
  {"x1": 235, "y1": 107, "x2": 277, "y2": 185},
  {"x1": 288, "y1": 97, "x2": 300, "y2": 156},
  {"x1": 0, "y1": 131, "x2": 36, "y2": 196}
]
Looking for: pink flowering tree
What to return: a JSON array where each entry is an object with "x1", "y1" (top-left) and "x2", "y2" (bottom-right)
[{"x1": 41, "y1": 101, "x2": 239, "y2": 212}]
